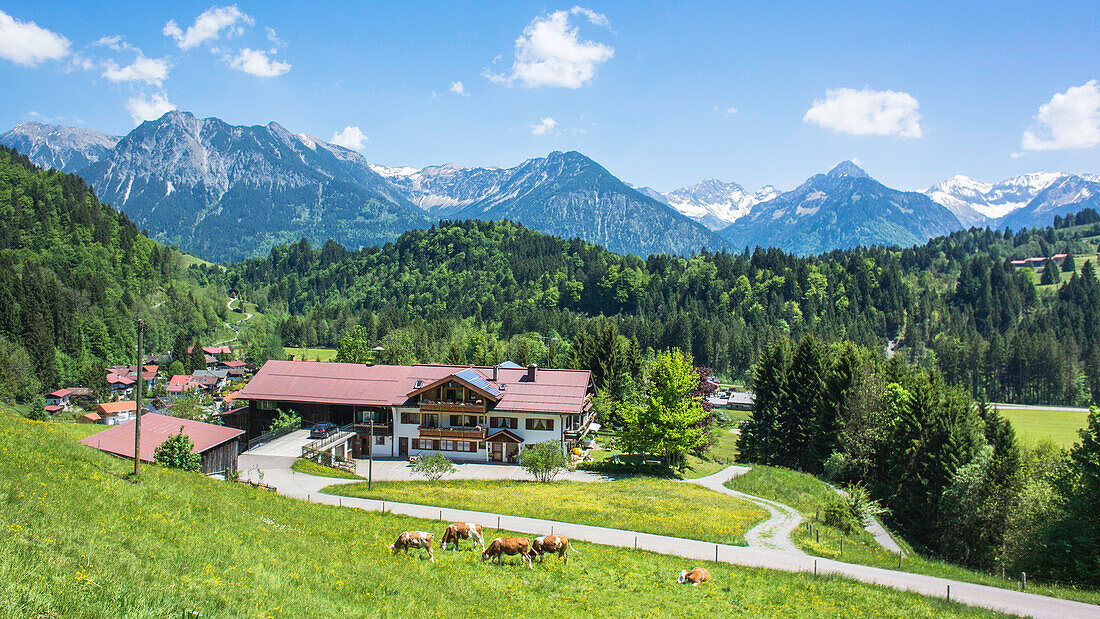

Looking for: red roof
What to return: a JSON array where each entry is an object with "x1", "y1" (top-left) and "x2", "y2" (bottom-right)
[
  {"x1": 239, "y1": 360, "x2": 592, "y2": 415},
  {"x1": 223, "y1": 360, "x2": 247, "y2": 368},
  {"x1": 96, "y1": 401, "x2": 137, "y2": 416},
  {"x1": 46, "y1": 389, "x2": 73, "y2": 398},
  {"x1": 167, "y1": 375, "x2": 198, "y2": 393},
  {"x1": 80, "y1": 413, "x2": 243, "y2": 462},
  {"x1": 45, "y1": 405, "x2": 63, "y2": 413},
  {"x1": 107, "y1": 374, "x2": 136, "y2": 386}
]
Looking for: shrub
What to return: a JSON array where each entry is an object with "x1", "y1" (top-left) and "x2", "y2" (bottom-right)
[
  {"x1": 153, "y1": 428, "x2": 201, "y2": 471},
  {"x1": 411, "y1": 453, "x2": 455, "y2": 481},
  {"x1": 821, "y1": 491, "x2": 860, "y2": 535},
  {"x1": 823, "y1": 452, "x2": 854, "y2": 483},
  {"x1": 269, "y1": 409, "x2": 301, "y2": 433},
  {"x1": 520, "y1": 441, "x2": 569, "y2": 482},
  {"x1": 26, "y1": 396, "x2": 48, "y2": 421}
]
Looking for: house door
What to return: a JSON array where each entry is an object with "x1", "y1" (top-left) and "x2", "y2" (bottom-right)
[
  {"x1": 490, "y1": 442, "x2": 503, "y2": 462},
  {"x1": 399, "y1": 437, "x2": 408, "y2": 457}
]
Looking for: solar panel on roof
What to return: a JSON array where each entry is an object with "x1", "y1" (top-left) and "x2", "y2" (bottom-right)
[
  {"x1": 454, "y1": 368, "x2": 502, "y2": 397},
  {"x1": 498, "y1": 361, "x2": 523, "y2": 369}
]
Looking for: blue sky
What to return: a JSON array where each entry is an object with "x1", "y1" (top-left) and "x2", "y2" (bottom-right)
[{"x1": 1, "y1": 1, "x2": 1098, "y2": 192}]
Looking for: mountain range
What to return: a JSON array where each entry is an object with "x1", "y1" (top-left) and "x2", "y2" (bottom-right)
[{"x1": 2, "y1": 112, "x2": 1097, "y2": 261}]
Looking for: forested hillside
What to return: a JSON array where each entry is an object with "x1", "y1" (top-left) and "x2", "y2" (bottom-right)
[
  {"x1": 216, "y1": 214, "x2": 1100, "y2": 406},
  {"x1": 0, "y1": 147, "x2": 229, "y2": 400}
]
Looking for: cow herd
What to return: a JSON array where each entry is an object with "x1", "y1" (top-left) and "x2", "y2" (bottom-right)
[
  {"x1": 389, "y1": 522, "x2": 711, "y2": 585},
  {"x1": 389, "y1": 522, "x2": 576, "y2": 569}
]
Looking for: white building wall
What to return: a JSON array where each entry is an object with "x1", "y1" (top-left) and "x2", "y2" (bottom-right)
[{"x1": 392, "y1": 407, "x2": 568, "y2": 461}]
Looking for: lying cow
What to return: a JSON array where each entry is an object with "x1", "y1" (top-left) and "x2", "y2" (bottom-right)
[
  {"x1": 531, "y1": 535, "x2": 579, "y2": 564},
  {"x1": 390, "y1": 531, "x2": 435, "y2": 563},
  {"x1": 481, "y1": 537, "x2": 533, "y2": 569},
  {"x1": 677, "y1": 567, "x2": 711, "y2": 586},
  {"x1": 441, "y1": 522, "x2": 485, "y2": 551}
]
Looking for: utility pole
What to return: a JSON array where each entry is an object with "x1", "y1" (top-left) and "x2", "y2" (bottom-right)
[
  {"x1": 133, "y1": 319, "x2": 144, "y2": 476},
  {"x1": 368, "y1": 412, "x2": 374, "y2": 491}
]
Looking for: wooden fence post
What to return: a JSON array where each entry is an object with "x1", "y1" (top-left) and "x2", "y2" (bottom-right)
[{"x1": 1021, "y1": 572, "x2": 1026, "y2": 590}]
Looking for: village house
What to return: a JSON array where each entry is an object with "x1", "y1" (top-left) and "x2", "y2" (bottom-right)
[
  {"x1": 233, "y1": 360, "x2": 595, "y2": 462},
  {"x1": 79, "y1": 400, "x2": 138, "y2": 425},
  {"x1": 80, "y1": 413, "x2": 244, "y2": 476},
  {"x1": 44, "y1": 389, "x2": 74, "y2": 413},
  {"x1": 167, "y1": 375, "x2": 200, "y2": 400},
  {"x1": 191, "y1": 369, "x2": 229, "y2": 393}
]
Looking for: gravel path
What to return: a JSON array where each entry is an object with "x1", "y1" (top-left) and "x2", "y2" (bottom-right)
[
  {"x1": 684, "y1": 465, "x2": 805, "y2": 554},
  {"x1": 241, "y1": 457, "x2": 1100, "y2": 619}
]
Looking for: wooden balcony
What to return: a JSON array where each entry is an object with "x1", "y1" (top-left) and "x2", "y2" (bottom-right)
[
  {"x1": 419, "y1": 427, "x2": 487, "y2": 440},
  {"x1": 354, "y1": 422, "x2": 392, "y2": 435},
  {"x1": 418, "y1": 401, "x2": 486, "y2": 413}
]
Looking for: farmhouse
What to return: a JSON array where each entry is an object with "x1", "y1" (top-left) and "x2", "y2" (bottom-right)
[
  {"x1": 79, "y1": 412, "x2": 244, "y2": 475},
  {"x1": 234, "y1": 360, "x2": 595, "y2": 461}
]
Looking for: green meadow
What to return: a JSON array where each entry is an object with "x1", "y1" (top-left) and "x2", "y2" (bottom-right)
[{"x1": 0, "y1": 409, "x2": 999, "y2": 617}]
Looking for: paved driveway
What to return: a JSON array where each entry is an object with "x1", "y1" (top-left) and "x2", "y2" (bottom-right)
[{"x1": 243, "y1": 429, "x2": 313, "y2": 457}]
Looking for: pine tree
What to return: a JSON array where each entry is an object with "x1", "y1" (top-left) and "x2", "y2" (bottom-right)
[
  {"x1": 781, "y1": 335, "x2": 829, "y2": 471},
  {"x1": 740, "y1": 337, "x2": 790, "y2": 465},
  {"x1": 1040, "y1": 259, "x2": 1060, "y2": 285},
  {"x1": 1062, "y1": 252, "x2": 1076, "y2": 273}
]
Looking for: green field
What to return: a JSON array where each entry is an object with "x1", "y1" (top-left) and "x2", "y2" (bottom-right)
[
  {"x1": 683, "y1": 426, "x2": 742, "y2": 479},
  {"x1": 284, "y1": 346, "x2": 338, "y2": 361},
  {"x1": 326, "y1": 477, "x2": 768, "y2": 546},
  {"x1": 0, "y1": 411, "x2": 996, "y2": 618},
  {"x1": 726, "y1": 465, "x2": 1100, "y2": 605},
  {"x1": 998, "y1": 407, "x2": 1090, "y2": 447}
]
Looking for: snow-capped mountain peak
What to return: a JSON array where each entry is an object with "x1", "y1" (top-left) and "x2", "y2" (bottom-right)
[
  {"x1": 924, "y1": 172, "x2": 1073, "y2": 226},
  {"x1": 0, "y1": 121, "x2": 121, "y2": 173},
  {"x1": 662, "y1": 178, "x2": 779, "y2": 230}
]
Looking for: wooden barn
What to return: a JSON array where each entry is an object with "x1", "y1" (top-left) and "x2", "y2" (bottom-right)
[{"x1": 80, "y1": 413, "x2": 244, "y2": 476}]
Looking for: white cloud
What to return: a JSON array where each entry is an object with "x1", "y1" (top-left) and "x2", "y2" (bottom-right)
[
  {"x1": 1020, "y1": 80, "x2": 1100, "y2": 152},
  {"x1": 164, "y1": 5, "x2": 253, "y2": 50},
  {"x1": 126, "y1": 92, "x2": 175, "y2": 125},
  {"x1": 450, "y1": 80, "x2": 468, "y2": 96},
  {"x1": 714, "y1": 105, "x2": 737, "y2": 115},
  {"x1": 803, "y1": 87, "x2": 923, "y2": 138},
  {"x1": 530, "y1": 117, "x2": 558, "y2": 136},
  {"x1": 102, "y1": 54, "x2": 170, "y2": 86},
  {"x1": 0, "y1": 10, "x2": 70, "y2": 67},
  {"x1": 265, "y1": 27, "x2": 285, "y2": 47},
  {"x1": 330, "y1": 126, "x2": 368, "y2": 150},
  {"x1": 228, "y1": 48, "x2": 290, "y2": 77},
  {"x1": 486, "y1": 7, "x2": 613, "y2": 89}
]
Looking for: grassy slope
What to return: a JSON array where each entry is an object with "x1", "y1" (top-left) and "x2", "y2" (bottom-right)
[
  {"x1": 283, "y1": 347, "x2": 338, "y2": 362},
  {"x1": 326, "y1": 478, "x2": 769, "y2": 546},
  {"x1": 683, "y1": 427, "x2": 741, "y2": 479},
  {"x1": 726, "y1": 465, "x2": 1100, "y2": 605},
  {"x1": 999, "y1": 407, "x2": 1089, "y2": 447},
  {"x1": 291, "y1": 458, "x2": 362, "y2": 479},
  {"x1": 0, "y1": 412, "x2": 994, "y2": 618}
]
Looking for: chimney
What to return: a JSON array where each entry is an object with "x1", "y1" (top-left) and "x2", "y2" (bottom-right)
[
  {"x1": 492, "y1": 365, "x2": 498, "y2": 381},
  {"x1": 527, "y1": 363, "x2": 537, "y2": 382}
]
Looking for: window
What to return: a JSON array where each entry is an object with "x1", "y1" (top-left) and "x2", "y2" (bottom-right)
[
  {"x1": 441, "y1": 440, "x2": 454, "y2": 451},
  {"x1": 257, "y1": 400, "x2": 276, "y2": 410},
  {"x1": 490, "y1": 416, "x2": 518, "y2": 429},
  {"x1": 422, "y1": 414, "x2": 440, "y2": 428},
  {"x1": 375, "y1": 435, "x2": 385, "y2": 445},
  {"x1": 525, "y1": 418, "x2": 554, "y2": 431},
  {"x1": 400, "y1": 412, "x2": 420, "y2": 425}
]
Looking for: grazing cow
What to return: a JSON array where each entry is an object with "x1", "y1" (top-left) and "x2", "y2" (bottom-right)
[
  {"x1": 390, "y1": 531, "x2": 435, "y2": 563},
  {"x1": 531, "y1": 535, "x2": 579, "y2": 564},
  {"x1": 441, "y1": 522, "x2": 485, "y2": 551},
  {"x1": 481, "y1": 537, "x2": 533, "y2": 569},
  {"x1": 677, "y1": 567, "x2": 711, "y2": 586}
]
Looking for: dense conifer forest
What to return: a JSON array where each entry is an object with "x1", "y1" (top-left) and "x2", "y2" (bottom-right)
[{"x1": 213, "y1": 213, "x2": 1100, "y2": 406}]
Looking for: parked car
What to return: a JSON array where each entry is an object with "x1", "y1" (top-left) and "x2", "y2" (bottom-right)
[{"x1": 310, "y1": 422, "x2": 337, "y2": 439}]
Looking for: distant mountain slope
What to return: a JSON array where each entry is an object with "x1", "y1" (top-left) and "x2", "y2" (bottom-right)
[
  {"x1": 376, "y1": 152, "x2": 726, "y2": 256},
  {"x1": 80, "y1": 111, "x2": 430, "y2": 262},
  {"x1": 722, "y1": 161, "x2": 962, "y2": 255},
  {"x1": 997, "y1": 175, "x2": 1100, "y2": 230},
  {"x1": 925, "y1": 172, "x2": 1073, "y2": 227},
  {"x1": 663, "y1": 179, "x2": 778, "y2": 230},
  {"x1": 448, "y1": 151, "x2": 727, "y2": 256},
  {"x1": 0, "y1": 122, "x2": 120, "y2": 173}
]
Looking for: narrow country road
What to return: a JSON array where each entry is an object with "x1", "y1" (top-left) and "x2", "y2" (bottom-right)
[
  {"x1": 241, "y1": 457, "x2": 1100, "y2": 619},
  {"x1": 685, "y1": 465, "x2": 804, "y2": 554}
]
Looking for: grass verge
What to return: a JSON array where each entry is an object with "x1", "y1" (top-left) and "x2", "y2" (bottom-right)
[
  {"x1": 291, "y1": 458, "x2": 362, "y2": 479},
  {"x1": 0, "y1": 412, "x2": 996, "y2": 617},
  {"x1": 325, "y1": 478, "x2": 768, "y2": 546},
  {"x1": 726, "y1": 464, "x2": 1100, "y2": 605},
  {"x1": 284, "y1": 346, "x2": 338, "y2": 362}
]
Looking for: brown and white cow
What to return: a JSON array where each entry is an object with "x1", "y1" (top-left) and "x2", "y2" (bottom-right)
[
  {"x1": 390, "y1": 531, "x2": 435, "y2": 563},
  {"x1": 441, "y1": 522, "x2": 485, "y2": 551},
  {"x1": 676, "y1": 567, "x2": 711, "y2": 586},
  {"x1": 530, "y1": 535, "x2": 579, "y2": 564},
  {"x1": 481, "y1": 537, "x2": 533, "y2": 569}
]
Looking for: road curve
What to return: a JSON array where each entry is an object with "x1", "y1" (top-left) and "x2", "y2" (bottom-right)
[
  {"x1": 247, "y1": 457, "x2": 1100, "y2": 619},
  {"x1": 684, "y1": 465, "x2": 805, "y2": 553}
]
